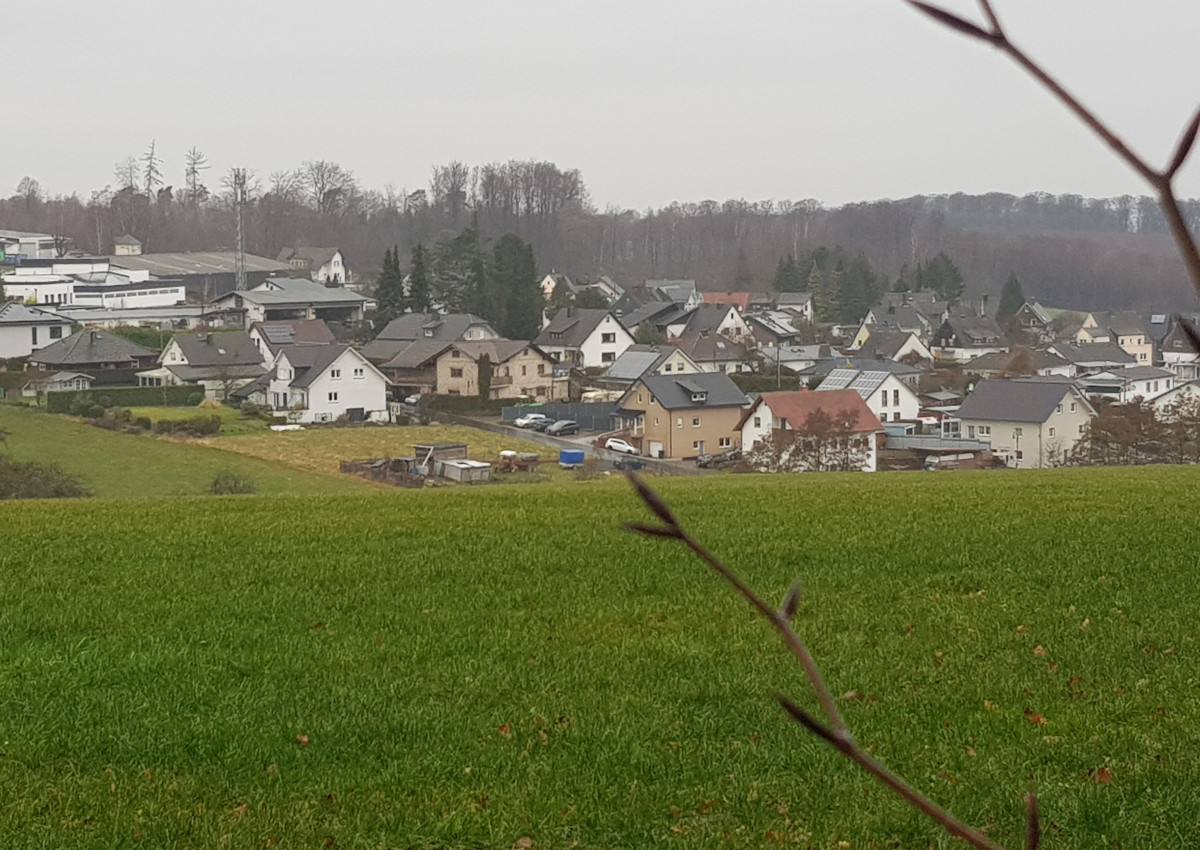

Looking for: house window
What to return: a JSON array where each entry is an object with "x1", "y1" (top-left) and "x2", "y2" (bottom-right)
[
  {"x1": 692, "y1": 441, "x2": 701, "y2": 450},
  {"x1": 1070, "y1": 402, "x2": 1077, "y2": 412},
  {"x1": 664, "y1": 363, "x2": 672, "y2": 372},
  {"x1": 968, "y1": 425, "x2": 976, "y2": 438},
  {"x1": 1014, "y1": 427, "x2": 1023, "y2": 438},
  {"x1": 601, "y1": 332, "x2": 616, "y2": 343},
  {"x1": 692, "y1": 417, "x2": 701, "y2": 427},
  {"x1": 893, "y1": 389, "x2": 899, "y2": 405},
  {"x1": 353, "y1": 367, "x2": 364, "y2": 379},
  {"x1": 881, "y1": 393, "x2": 888, "y2": 407},
  {"x1": 1049, "y1": 427, "x2": 1056, "y2": 437},
  {"x1": 537, "y1": 364, "x2": 545, "y2": 376},
  {"x1": 677, "y1": 418, "x2": 683, "y2": 428},
  {"x1": 753, "y1": 416, "x2": 761, "y2": 428},
  {"x1": 1055, "y1": 404, "x2": 1062, "y2": 414},
  {"x1": 31, "y1": 327, "x2": 37, "y2": 345},
  {"x1": 450, "y1": 368, "x2": 464, "y2": 378},
  {"x1": 331, "y1": 369, "x2": 341, "y2": 379},
  {"x1": 654, "y1": 417, "x2": 659, "y2": 426},
  {"x1": 718, "y1": 437, "x2": 732, "y2": 448},
  {"x1": 637, "y1": 393, "x2": 643, "y2": 403},
  {"x1": 1016, "y1": 450, "x2": 1024, "y2": 459},
  {"x1": 521, "y1": 365, "x2": 527, "y2": 376},
  {"x1": 328, "y1": 392, "x2": 339, "y2": 403},
  {"x1": 1079, "y1": 424, "x2": 1085, "y2": 433},
  {"x1": 979, "y1": 425, "x2": 991, "y2": 436},
  {"x1": 448, "y1": 389, "x2": 460, "y2": 395},
  {"x1": 50, "y1": 326, "x2": 63, "y2": 339},
  {"x1": 451, "y1": 350, "x2": 460, "y2": 358},
  {"x1": 601, "y1": 352, "x2": 616, "y2": 363}
]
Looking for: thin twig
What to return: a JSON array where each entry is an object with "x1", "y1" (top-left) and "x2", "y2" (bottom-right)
[
  {"x1": 1025, "y1": 792, "x2": 1041, "y2": 850},
  {"x1": 626, "y1": 473, "x2": 1010, "y2": 850}
]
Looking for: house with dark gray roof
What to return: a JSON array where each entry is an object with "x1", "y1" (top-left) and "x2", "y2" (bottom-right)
[
  {"x1": 29, "y1": 328, "x2": 158, "y2": 385},
  {"x1": 597, "y1": 344, "x2": 701, "y2": 389},
  {"x1": 435, "y1": 340, "x2": 562, "y2": 402},
  {"x1": 535, "y1": 308, "x2": 633, "y2": 368},
  {"x1": 139, "y1": 330, "x2": 267, "y2": 399},
  {"x1": 956, "y1": 379, "x2": 1095, "y2": 468},
  {"x1": 931, "y1": 313, "x2": 1009, "y2": 363},
  {"x1": 613, "y1": 372, "x2": 748, "y2": 459},
  {"x1": 248, "y1": 319, "x2": 337, "y2": 364},
  {"x1": 211, "y1": 277, "x2": 369, "y2": 329},
  {"x1": 235, "y1": 343, "x2": 387, "y2": 423},
  {"x1": 365, "y1": 313, "x2": 498, "y2": 364},
  {"x1": 1076, "y1": 366, "x2": 1176, "y2": 403},
  {"x1": 797, "y1": 356, "x2": 922, "y2": 389},
  {"x1": 0, "y1": 302, "x2": 73, "y2": 359},
  {"x1": 1046, "y1": 342, "x2": 1135, "y2": 376}
]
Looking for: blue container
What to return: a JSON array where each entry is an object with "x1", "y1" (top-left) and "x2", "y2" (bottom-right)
[{"x1": 558, "y1": 449, "x2": 586, "y2": 468}]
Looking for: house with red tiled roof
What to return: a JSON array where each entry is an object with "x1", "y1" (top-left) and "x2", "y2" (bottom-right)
[
  {"x1": 701, "y1": 291, "x2": 751, "y2": 313},
  {"x1": 737, "y1": 389, "x2": 885, "y2": 472}
]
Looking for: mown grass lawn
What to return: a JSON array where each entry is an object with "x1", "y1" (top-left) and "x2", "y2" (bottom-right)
[
  {"x1": 0, "y1": 468, "x2": 1198, "y2": 848},
  {"x1": 125, "y1": 404, "x2": 271, "y2": 437},
  {"x1": 0, "y1": 405, "x2": 368, "y2": 498}
]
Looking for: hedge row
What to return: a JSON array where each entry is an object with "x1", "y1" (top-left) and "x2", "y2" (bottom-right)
[
  {"x1": 46, "y1": 384, "x2": 205, "y2": 413},
  {"x1": 421, "y1": 394, "x2": 510, "y2": 415}
]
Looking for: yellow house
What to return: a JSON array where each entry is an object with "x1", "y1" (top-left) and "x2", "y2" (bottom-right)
[
  {"x1": 615, "y1": 373, "x2": 749, "y2": 459},
  {"x1": 436, "y1": 340, "x2": 560, "y2": 401}
]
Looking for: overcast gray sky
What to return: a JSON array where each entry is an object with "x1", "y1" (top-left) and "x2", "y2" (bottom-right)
[{"x1": 10, "y1": 1, "x2": 1200, "y2": 210}]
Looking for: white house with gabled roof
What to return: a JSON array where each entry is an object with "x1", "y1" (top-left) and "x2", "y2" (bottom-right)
[{"x1": 816, "y1": 368, "x2": 921, "y2": 424}]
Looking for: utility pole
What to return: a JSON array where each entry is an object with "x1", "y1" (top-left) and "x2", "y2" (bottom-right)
[{"x1": 233, "y1": 169, "x2": 247, "y2": 292}]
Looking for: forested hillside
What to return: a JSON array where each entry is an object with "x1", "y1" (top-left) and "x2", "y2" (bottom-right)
[{"x1": 4, "y1": 160, "x2": 1197, "y2": 310}]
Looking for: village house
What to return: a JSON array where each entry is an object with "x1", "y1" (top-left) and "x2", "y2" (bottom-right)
[
  {"x1": 955, "y1": 379, "x2": 1096, "y2": 468},
  {"x1": 535, "y1": 308, "x2": 634, "y2": 368},
  {"x1": 1046, "y1": 342, "x2": 1135, "y2": 377},
  {"x1": 774, "y1": 292, "x2": 814, "y2": 322},
  {"x1": 29, "y1": 328, "x2": 158, "y2": 385},
  {"x1": 1158, "y1": 318, "x2": 1200, "y2": 380},
  {"x1": 1075, "y1": 311, "x2": 1155, "y2": 363},
  {"x1": 931, "y1": 313, "x2": 1009, "y2": 363},
  {"x1": 139, "y1": 330, "x2": 267, "y2": 399},
  {"x1": 21, "y1": 371, "x2": 94, "y2": 398},
  {"x1": 665, "y1": 303, "x2": 752, "y2": 342},
  {"x1": 746, "y1": 311, "x2": 808, "y2": 349},
  {"x1": 613, "y1": 372, "x2": 748, "y2": 460},
  {"x1": 248, "y1": 319, "x2": 337, "y2": 365},
  {"x1": 236, "y1": 344, "x2": 388, "y2": 423},
  {"x1": 0, "y1": 302, "x2": 73, "y2": 358},
  {"x1": 849, "y1": 328, "x2": 934, "y2": 364},
  {"x1": 277, "y1": 247, "x2": 350, "y2": 284},
  {"x1": 1076, "y1": 366, "x2": 1176, "y2": 403},
  {"x1": 737, "y1": 389, "x2": 884, "y2": 472},
  {"x1": 816, "y1": 368, "x2": 922, "y2": 424},
  {"x1": 798, "y1": 356, "x2": 923, "y2": 390},
  {"x1": 435, "y1": 341, "x2": 560, "y2": 401},
  {"x1": 596, "y1": 344, "x2": 701, "y2": 390},
  {"x1": 670, "y1": 330, "x2": 756, "y2": 374},
  {"x1": 211, "y1": 277, "x2": 369, "y2": 329},
  {"x1": 371, "y1": 340, "x2": 452, "y2": 399},
  {"x1": 963, "y1": 347, "x2": 1073, "y2": 379}
]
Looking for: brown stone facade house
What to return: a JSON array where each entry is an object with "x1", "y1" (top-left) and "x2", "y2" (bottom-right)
[{"x1": 436, "y1": 341, "x2": 561, "y2": 401}]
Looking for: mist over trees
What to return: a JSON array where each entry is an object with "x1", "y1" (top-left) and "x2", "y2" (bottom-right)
[{"x1": 3, "y1": 151, "x2": 1199, "y2": 311}]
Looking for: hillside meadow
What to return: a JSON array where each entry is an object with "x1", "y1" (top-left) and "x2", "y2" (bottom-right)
[{"x1": 1, "y1": 468, "x2": 1198, "y2": 848}]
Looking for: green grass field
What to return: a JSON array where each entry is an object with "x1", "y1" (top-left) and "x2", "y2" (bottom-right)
[
  {"x1": 0, "y1": 405, "x2": 369, "y2": 497},
  {"x1": 1, "y1": 468, "x2": 1198, "y2": 848}
]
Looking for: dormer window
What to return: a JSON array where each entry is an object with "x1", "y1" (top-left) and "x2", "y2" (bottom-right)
[
  {"x1": 691, "y1": 391, "x2": 707, "y2": 403},
  {"x1": 424, "y1": 329, "x2": 434, "y2": 337}
]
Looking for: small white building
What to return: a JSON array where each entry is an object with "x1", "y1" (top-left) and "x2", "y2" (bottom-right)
[
  {"x1": 1077, "y1": 366, "x2": 1175, "y2": 403},
  {"x1": 535, "y1": 308, "x2": 634, "y2": 368},
  {"x1": 956, "y1": 379, "x2": 1096, "y2": 469}
]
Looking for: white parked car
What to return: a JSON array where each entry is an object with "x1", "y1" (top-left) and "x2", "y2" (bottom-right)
[
  {"x1": 604, "y1": 438, "x2": 640, "y2": 455},
  {"x1": 514, "y1": 412, "x2": 550, "y2": 428}
]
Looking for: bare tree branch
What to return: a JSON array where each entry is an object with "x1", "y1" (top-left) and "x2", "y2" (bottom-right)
[{"x1": 626, "y1": 473, "x2": 1011, "y2": 850}]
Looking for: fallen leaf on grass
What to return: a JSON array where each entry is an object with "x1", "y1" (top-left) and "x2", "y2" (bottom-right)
[
  {"x1": 1023, "y1": 709, "x2": 1047, "y2": 726},
  {"x1": 296, "y1": 734, "x2": 310, "y2": 747},
  {"x1": 514, "y1": 837, "x2": 534, "y2": 849},
  {"x1": 933, "y1": 652, "x2": 945, "y2": 666},
  {"x1": 311, "y1": 622, "x2": 325, "y2": 631},
  {"x1": 983, "y1": 699, "x2": 997, "y2": 711},
  {"x1": 1093, "y1": 766, "x2": 1113, "y2": 785},
  {"x1": 231, "y1": 803, "x2": 249, "y2": 817},
  {"x1": 1032, "y1": 645, "x2": 1047, "y2": 657},
  {"x1": 498, "y1": 724, "x2": 513, "y2": 739}
]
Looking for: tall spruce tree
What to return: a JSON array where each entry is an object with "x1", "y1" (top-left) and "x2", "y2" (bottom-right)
[
  {"x1": 492, "y1": 233, "x2": 541, "y2": 340},
  {"x1": 997, "y1": 271, "x2": 1026, "y2": 318},
  {"x1": 373, "y1": 246, "x2": 405, "y2": 333},
  {"x1": 406, "y1": 243, "x2": 432, "y2": 314},
  {"x1": 923, "y1": 252, "x2": 965, "y2": 303}
]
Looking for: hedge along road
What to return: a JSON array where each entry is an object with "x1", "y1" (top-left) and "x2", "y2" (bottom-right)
[{"x1": 433, "y1": 410, "x2": 706, "y2": 475}]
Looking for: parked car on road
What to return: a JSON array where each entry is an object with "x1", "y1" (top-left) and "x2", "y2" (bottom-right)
[
  {"x1": 613, "y1": 456, "x2": 646, "y2": 471},
  {"x1": 514, "y1": 412, "x2": 550, "y2": 428},
  {"x1": 528, "y1": 418, "x2": 554, "y2": 432},
  {"x1": 404, "y1": 393, "x2": 422, "y2": 405},
  {"x1": 545, "y1": 419, "x2": 579, "y2": 436},
  {"x1": 603, "y1": 438, "x2": 639, "y2": 455}
]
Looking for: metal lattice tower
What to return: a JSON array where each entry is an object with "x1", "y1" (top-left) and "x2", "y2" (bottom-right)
[{"x1": 233, "y1": 169, "x2": 247, "y2": 291}]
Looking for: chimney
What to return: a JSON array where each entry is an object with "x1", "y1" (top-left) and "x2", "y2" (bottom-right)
[
  {"x1": 206, "y1": 333, "x2": 213, "y2": 344},
  {"x1": 89, "y1": 330, "x2": 98, "y2": 344}
]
